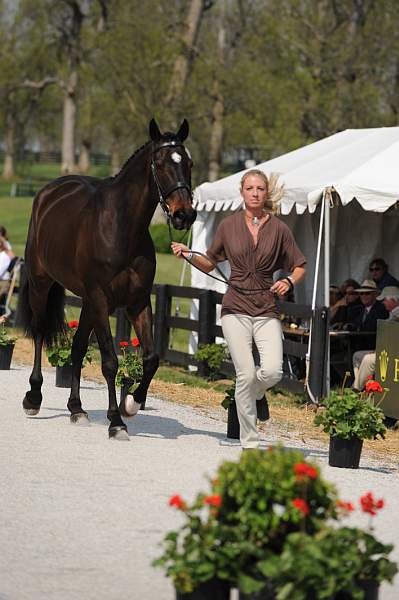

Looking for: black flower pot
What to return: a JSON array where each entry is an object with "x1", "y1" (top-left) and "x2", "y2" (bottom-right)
[
  {"x1": 334, "y1": 579, "x2": 379, "y2": 599},
  {"x1": 227, "y1": 400, "x2": 240, "y2": 439},
  {"x1": 176, "y1": 578, "x2": 230, "y2": 600},
  {"x1": 120, "y1": 379, "x2": 135, "y2": 405},
  {"x1": 329, "y1": 436, "x2": 363, "y2": 469},
  {"x1": 55, "y1": 364, "x2": 73, "y2": 388},
  {"x1": 256, "y1": 395, "x2": 270, "y2": 421},
  {"x1": 0, "y1": 344, "x2": 14, "y2": 370},
  {"x1": 239, "y1": 581, "x2": 276, "y2": 599}
]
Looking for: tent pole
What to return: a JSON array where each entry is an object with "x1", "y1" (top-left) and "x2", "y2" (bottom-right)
[{"x1": 324, "y1": 188, "x2": 331, "y2": 396}]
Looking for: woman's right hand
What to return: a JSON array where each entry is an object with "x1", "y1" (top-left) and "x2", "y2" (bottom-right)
[{"x1": 171, "y1": 242, "x2": 189, "y2": 258}]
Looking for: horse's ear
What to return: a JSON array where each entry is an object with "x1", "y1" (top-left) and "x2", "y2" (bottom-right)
[
  {"x1": 149, "y1": 118, "x2": 162, "y2": 142},
  {"x1": 176, "y1": 119, "x2": 189, "y2": 142}
]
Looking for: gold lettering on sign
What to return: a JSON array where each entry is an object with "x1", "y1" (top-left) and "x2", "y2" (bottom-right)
[
  {"x1": 394, "y1": 358, "x2": 399, "y2": 383},
  {"x1": 379, "y1": 350, "x2": 389, "y2": 382}
]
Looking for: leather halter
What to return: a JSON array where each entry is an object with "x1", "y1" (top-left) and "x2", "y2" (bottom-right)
[{"x1": 151, "y1": 141, "x2": 192, "y2": 218}]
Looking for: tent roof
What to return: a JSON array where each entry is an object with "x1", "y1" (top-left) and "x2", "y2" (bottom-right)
[{"x1": 194, "y1": 127, "x2": 399, "y2": 215}]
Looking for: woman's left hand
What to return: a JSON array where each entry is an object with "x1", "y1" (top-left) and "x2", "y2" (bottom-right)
[{"x1": 270, "y1": 279, "x2": 291, "y2": 296}]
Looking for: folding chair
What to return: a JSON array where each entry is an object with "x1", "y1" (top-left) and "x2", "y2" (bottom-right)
[{"x1": 0, "y1": 257, "x2": 23, "y2": 320}]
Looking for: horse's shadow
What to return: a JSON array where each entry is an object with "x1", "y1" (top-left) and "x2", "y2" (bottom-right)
[{"x1": 87, "y1": 407, "x2": 226, "y2": 441}]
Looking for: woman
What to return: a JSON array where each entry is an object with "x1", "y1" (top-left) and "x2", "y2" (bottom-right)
[
  {"x1": 330, "y1": 279, "x2": 361, "y2": 328},
  {"x1": 171, "y1": 169, "x2": 306, "y2": 449}
]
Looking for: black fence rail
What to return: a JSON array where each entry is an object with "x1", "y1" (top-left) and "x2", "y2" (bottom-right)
[{"x1": 13, "y1": 276, "x2": 329, "y2": 401}]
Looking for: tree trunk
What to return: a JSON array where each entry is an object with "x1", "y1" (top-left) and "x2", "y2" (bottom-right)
[
  {"x1": 61, "y1": 72, "x2": 78, "y2": 174},
  {"x1": 111, "y1": 146, "x2": 120, "y2": 176},
  {"x1": 208, "y1": 85, "x2": 224, "y2": 182},
  {"x1": 208, "y1": 4, "x2": 225, "y2": 182},
  {"x1": 165, "y1": 0, "x2": 206, "y2": 124},
  {"x1": 2, "y1": 116, "x2": 15, "y2": 181},
  {"x1": 78, "y1": 139, "x2": 91, "y2": 173}
]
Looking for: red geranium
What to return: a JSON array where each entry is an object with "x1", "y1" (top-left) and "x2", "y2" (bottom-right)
[
  {"x1": 132, "y1": 337, "x2": 140, "y2": 347},
  {"x1": 169, "y1": 494, "x2": 186, "y2": 510},
  {"x1": 360, "y1": 492, "x2": 384, "y2": 516},
  {"x1": 119, "y1": 341, "x2": 129, "y2": 348},
  {"x1": 365, "y1": 380, "x2": 383, "y2": 394},
  {"x1": 204, "y1": 494, "x2": 222, "y2": 507},
  {"x1": 292, "y1": 498, "x2": 310, "y2": 516},
  {"x1": 68, "y1": 320, "x2": 79, "y2": 328},
  {"x1": 336, "y1": 499, "x2": 355, "y2": 513},
  {"x1": 293, "y1": 462, "x2": 318, "y2": 481}
]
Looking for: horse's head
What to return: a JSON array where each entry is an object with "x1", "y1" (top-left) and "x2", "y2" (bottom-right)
[{"x1": 149, "y1": 118, "x2": 197, "y2": 230}]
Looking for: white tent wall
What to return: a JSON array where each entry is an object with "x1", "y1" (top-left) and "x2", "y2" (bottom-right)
[{"x1": 190, "y1": 201, "x2": 399, "y2": 306}]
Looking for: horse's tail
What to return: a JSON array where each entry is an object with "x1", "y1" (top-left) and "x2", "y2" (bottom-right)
[{"x1": 19, "y1": 278, "x2": 66, "y2": 347}]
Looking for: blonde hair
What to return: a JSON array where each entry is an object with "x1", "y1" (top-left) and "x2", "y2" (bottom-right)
[{"x1": 240, "y1": 169, "x2": 284, "y2": 214}]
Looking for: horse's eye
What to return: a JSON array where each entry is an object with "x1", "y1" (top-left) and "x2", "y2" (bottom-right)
[{"x1": 171, "y1": 152, "x2": 182, "y2": 163}]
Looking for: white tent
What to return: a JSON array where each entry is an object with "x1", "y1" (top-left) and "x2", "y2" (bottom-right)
[{"x1": 191, "y1": 127, "x2": 399, "y2": 305}]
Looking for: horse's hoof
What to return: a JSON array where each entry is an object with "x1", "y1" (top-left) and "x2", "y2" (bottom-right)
[
  {"x1": 109, "y1": 426, "x2": 129, "y2": 441},
  {"x1": 70, "y1": 412, "x2": 90, "y2": 425},
  {"x1": 23, "y1": 407, "x2": 40, "y2": 416},
  {"x1": 23, "y1": 395, "x2": 41, "y2": 416},
  {"x1": 124, "y1": 395, "x2": 141, "y2": 417}
]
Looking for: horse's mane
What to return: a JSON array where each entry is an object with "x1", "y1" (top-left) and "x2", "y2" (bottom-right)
[{"x1": 115, "y1": 132, "x2": 179, "y2": 179}]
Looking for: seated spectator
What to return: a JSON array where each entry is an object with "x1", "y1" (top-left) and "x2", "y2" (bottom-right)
[
  {"x1": 368, "y1": 258, "x2": 399, "y2": 291},
  {"x1": 329, "y1": 285, "x2": 342, "y2": 309},
  {"x1": 330, "y1": 278, "x2": 361, "y2": 327},
  {"x1": 0, "y1": 226, "x2": 14, "y2": 256},
  {"x1": 0, "y1": 235, "x2": 14, "y2": 301},
  {"x1": 353, "y1": 286, "x2": 399, "y2": 391},
  {"x1": 343, "y1": 279, "x2": 389, "y2": 351}
]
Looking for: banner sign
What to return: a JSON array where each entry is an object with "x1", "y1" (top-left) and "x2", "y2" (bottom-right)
[{"x1": 375, "y1": 320, "x2": 399, "y2": 419}]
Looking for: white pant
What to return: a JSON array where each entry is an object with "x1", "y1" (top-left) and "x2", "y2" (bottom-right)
[
  {"x1": 353, "y1": 350, "x2": 375, "y2": 391},
  {"x1": 221, "y1": 314, "x2": 283, "y2": 448}
]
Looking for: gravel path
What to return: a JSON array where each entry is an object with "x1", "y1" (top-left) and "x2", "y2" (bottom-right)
[{"x1": 1, "y1": 363, "x2": 398, "y2": 600}]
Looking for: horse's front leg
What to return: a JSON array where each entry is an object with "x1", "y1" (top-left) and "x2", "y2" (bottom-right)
[
  {"x1": 67, "y1": 303, "x2": 93, "y2": 425},
  {"x1": 90, "y1": 291, "x2": 129, "y2": 440},
  {"x1": 122, "y1": 302, "x2": 159, "y2": 414}
]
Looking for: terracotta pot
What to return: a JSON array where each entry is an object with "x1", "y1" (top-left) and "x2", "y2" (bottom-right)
[
  {"x1": 0, "y1": 344, "x2": 14, "y2": 370},
  {"x1": 55, "y1": 364, "x2": 73, "y2": 388},
  {"x1": 329, "y1": 436, "x2": 363, "y2": 469}
]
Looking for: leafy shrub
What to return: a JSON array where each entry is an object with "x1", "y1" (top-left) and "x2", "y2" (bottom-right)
[
  {"x1": 194, "y1": 343, "x2": 229, "y2": 380},
  {"x1": 149, "y1": 223, "x2": 171, "y2": 254}
]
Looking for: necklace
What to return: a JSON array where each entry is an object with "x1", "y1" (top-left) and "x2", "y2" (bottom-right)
[{"x1": 245, "y1": 212, "x2": 268, "y2": 227}]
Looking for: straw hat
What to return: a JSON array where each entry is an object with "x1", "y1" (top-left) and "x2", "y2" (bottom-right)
[{"x1": 354, "y1": 279, "x2": 378, "y2": 293}]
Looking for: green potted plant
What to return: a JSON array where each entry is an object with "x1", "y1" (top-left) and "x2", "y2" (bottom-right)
[
  {"x1": 193, "y1": 342, "x2": 228, "y2": 380},
  {"x1": 116, "y1": 338, "x2": 143, "y2": 415},
  {"x1": 154, "y1": 446, "x2": 340, "y2": 598},
  {"x1": 0, "y1": 323, "x2": 17, "y2": 370},
  {"x1": 259, "y1": 492, "x2": 397, "y2": 599},
  {"x1": 46, "y1": 320, "x2": 93, "y2": 387},
  {"x1": 314, "y1": 382, "x2": 386, "y2": 469}
]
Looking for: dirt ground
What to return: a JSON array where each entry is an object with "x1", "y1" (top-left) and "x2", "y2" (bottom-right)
[{"x1": 13, "y1": 337, "x2": 399, "y2": 463}]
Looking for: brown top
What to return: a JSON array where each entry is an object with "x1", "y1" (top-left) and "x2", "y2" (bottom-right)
[{"x1": 206, "y1": 212, "x2": 306, "y2": 318}]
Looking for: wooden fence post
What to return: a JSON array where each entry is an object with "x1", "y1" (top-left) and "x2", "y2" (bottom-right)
[
  {"x1": 153, "y1": 284, "x2": 170, "y2": 360},
  {"x1": 114, "y1": 308, "x2": 132, "y2": 354},
  {"x1": 308, "y1": 307, "x2": 329, "y2": 402},
  {"x1": 197, "y1": 290, "x2": 217, "y2": 377}
]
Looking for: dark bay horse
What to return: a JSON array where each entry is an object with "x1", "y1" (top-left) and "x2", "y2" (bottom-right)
[{"x1": 20, "y1": 118, "x2": 196, "y2": 440}]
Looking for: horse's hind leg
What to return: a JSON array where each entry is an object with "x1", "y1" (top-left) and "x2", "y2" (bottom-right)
[
  {"x1": 67, "y1": 303, "x2": 93, "y2": 425},
  {"x1": 122, "y1": 302, "x2": 159, "y2": 415},
  {"x1": 22, "y1": 279, "x2": 53, "y2": 415}
]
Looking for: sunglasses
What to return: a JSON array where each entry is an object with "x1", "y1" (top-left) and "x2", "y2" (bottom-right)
[
  {"x1": 369, "y1": 267, "x2": 382, "y2": 272},
  {"x1": 360, "y1": 292, "x2": 374, "y2": 296}
]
